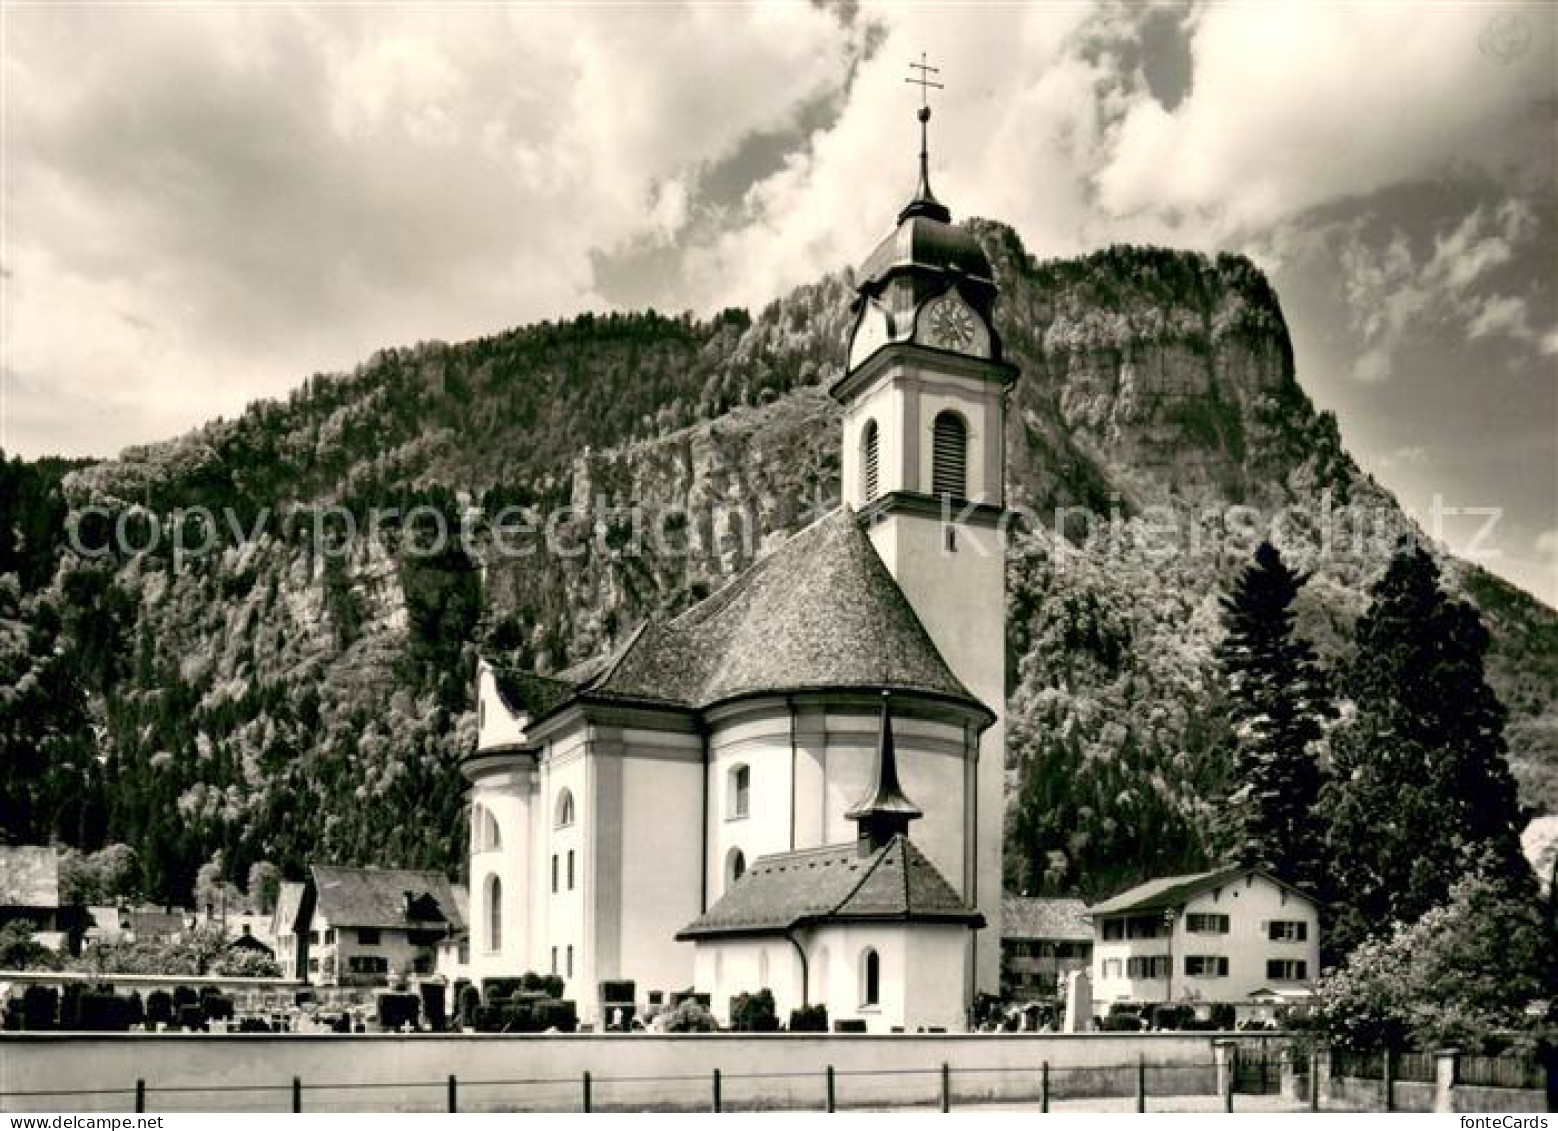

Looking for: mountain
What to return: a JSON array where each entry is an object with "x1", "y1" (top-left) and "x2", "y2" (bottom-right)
[{"x1": 2, "y1": 222, "x2": 1553, "y2": 904}]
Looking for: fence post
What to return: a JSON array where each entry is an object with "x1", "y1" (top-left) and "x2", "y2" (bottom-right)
[
  {"x1": 826, "y1": 1065, "x2": 835, "y2": 1113},
  {"x1": 1040, "y1": 1061, "x2": 1049, "y2": 1113},
  {"x1": 1136, "y1": 1053, "x2": 1146, "y2": 1113},
  {"x1": 713, "y1": 1067, "x2": 722, "y2": 1113},
  {"x1": 1309, "y1": 1049, "x2": 1320, "y2": 1112},
  {"x1": 1213, "y1": 1040, "x2": 1236, "y2": 1110},
  {"x1": 583, "y1": 1070, "x2": 592, "y2": 1113},
  {"x1": 1432, "y1": 1048, "x2": 1458, "y2": 1114},
  {"x1": 1382, "y1": 1048, "x2": 1396, "y2": 1113},
  {"x1": 135, "y1": 1079, "x2": 145, "y2": 1114},
  {"x1": 292, "y1": 1076, "x2": 302, "y2": 1114},
  {"x1": 941, "y1": 1063, "x2": 951, "y2": 1112},
  {"x1": 447, "y1": 1074, "x2": 457, "y2": 1113}
]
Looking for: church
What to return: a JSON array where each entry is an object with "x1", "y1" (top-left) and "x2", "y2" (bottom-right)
[{"x1": 456, "y1": 97, "x2": 1016, "y2": 1032}]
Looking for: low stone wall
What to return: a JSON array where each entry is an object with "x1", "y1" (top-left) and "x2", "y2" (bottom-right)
[{"x1": 0, "y1": 1031, "x2": 1257, "y2": 1113}]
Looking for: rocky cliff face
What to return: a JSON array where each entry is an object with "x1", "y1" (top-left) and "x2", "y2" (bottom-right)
[{"x1": 3, "y1": 222, "x2": 1552, "y2": 902}]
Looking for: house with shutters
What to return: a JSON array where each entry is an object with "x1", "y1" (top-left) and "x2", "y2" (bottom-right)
[
  {"x1": 1087, "y1": 867, "x2": 1320, "y2": 1014},
  {"x1": 275, "y1": 865, "x2": 466, "y2": 986}
]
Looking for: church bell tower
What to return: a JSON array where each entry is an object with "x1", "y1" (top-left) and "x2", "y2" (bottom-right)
[{"x1": 831, "y1": 59, "x2": 1015, "y2": 994}]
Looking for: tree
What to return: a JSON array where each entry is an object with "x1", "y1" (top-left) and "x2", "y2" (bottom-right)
[
  {"x1": 1310, "y1": 859, "x2": 1555, "y2": 1052},
  {"x1": 1323, "y1": 545, "x2": 1532, "y2": 955},
  {"x1": 1214, "y1": 542, "x2": 1330, "y2": 892},
  {"x1": 0, "y1": 920, "x2": 61, "y2": 971},
  {"x1": 245, "y1": 861, "x2": 281, "y2": 915}
]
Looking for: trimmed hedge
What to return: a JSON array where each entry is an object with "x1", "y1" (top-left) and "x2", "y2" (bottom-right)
[
  {"x1": 419, "y1": 982, "x2": 447, "y2": 1031},
  {"x1": 145, "y1": 990, "x2": 174, "y2": 1028},
  {"x1": 789, "y1": 1004, "x2": 828, "y2": 1032},
  {"x1": 376, "y1": 992, "x2": 420, "y2": 1031},
  {"x1": 730, "y1": 990, "x2": 779, "y2": 1033}
]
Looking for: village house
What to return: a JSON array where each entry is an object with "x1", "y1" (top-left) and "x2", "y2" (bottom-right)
[
  {"x1": 999, "y1": 895, "x2": 1093, "y2": 1001},
  {"x1": 0, "y1": 846, "x2": 84, "y2": 954},
  {"x1": 273, "y1": 865, "x2": 466, "y2": 986},
  {"x1": 1087, "y1": 867, "x2": 1320, "y2": 1017}
]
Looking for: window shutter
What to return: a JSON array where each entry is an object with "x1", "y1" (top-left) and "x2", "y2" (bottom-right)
[
  {"x1": 862, "y1": 422, "x2": 880, "y2": 502},
  {"x1": 931, "y1": 413, "x2": 967, "y2": 498}
]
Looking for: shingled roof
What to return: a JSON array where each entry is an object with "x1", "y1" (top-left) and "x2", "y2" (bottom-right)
[
  {"x1": 509, "y1": 507, "x2": 985, "y2": 725},
  {"x1": 308, "y1": 866, "x2": 465, "y2": 931},
  {"x1": 1086, "y1": 866, "x2": 1315, "y2": 917},
  {"x1": 677, "y1": 835, "x2": 983, "y2": 939},
  {"x1": 1001, "y1": 895, "x2": 1091, "y2": 942}
]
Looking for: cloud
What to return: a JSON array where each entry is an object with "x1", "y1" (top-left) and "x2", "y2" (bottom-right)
[{"x1": 1335, "y1": 200, "x2": 1547, "y2": 381}]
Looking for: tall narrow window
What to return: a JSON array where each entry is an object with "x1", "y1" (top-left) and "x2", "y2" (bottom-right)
[
  {"x1": 727, "y1": 847, "x2": 746, "y2": 890},
  {"x1": 485, "y1": 875, "x2": 502, "y2": 953},
  {"x1": 551, "y1": 946, "x2": 557, "y2": 975},
  {"x1": 551, "y1": 854, "x2": 558, "y2": 893},
  {"x1": 729, "y1": 764, "x2": 750, "y2": 819},
  {"x1": 932, "y1": 411, "x2": 967, "y2": 499},
  {"x1": 555, "y1": 789, "x2": 575, "y2": 828},
  {"x1": 862, "y1": 948, "x2": 880, "y2": 1006},
  {"x1": 567, "y1": 850, "x2": 575, "y2": 890},
  {"x1": 566, "y1": 945, "x2": 574, "y2": 978},
  {"x1": 861, "y1": 420, "x2": 880, "y2": 502}
]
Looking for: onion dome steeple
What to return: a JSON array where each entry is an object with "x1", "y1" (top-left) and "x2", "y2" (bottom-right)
[{"x1": 845, "y1": 55, "x2": 1003, "y2": 372}]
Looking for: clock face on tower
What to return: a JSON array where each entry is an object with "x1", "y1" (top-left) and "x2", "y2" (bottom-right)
[{"x1": 919, "y1": 292, "x2": 988, "y2": 357}]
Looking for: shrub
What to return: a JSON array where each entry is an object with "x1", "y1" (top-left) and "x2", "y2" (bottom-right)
[
  {"x1": 482, "y1": 978, "x2": 524, "y2": 1005},
  {"x1": 177, "y1": 1003, "x2": 207, "y2": 1031},
  {"x1": 599, "y1": 979, "x2": 635, "y2": 1004},
  {"x1": 419, "y1": 982, "x2": 447, "y2": 1031},
  {"x1": 499, "y1": 1002, "x2": 537, "y2": 1033},
  {"x1": 173, "y1": 985, "x2": 198, "y2": 1010},
  {"x1": 788, "y1": 1004, "x2": 828, "y2": 1033},
  {"x1": 472, "y1": 1005, "x2": 502, "y2": 1033},
  {"x1": 145, "y1": 990, "x2": 174, "y2": 1028},
  {"x1": 58, "y1": 983, "x2": 85, "y2": 1030},
  {"x1": 730, "y1": 989, "x2": 779, "y2": 1033},
  {"x1": 79, "y1": 993, "x2": 135, "y2": 1031},
  {"x1": 125, "y1": 991, "x2": 145, "y2": 1028},
  {"x1": 457, "y1": 984, "x2": 482, "y2": 1028},
  {"x1": 21, "y1": 985, "x2": 58, "y2": 1031},
  {"x1": 534, "y1": 999, "x2": 578, "y2": 1033},
  {"x1": 662, "y1": 1000, "x2": 717, "y2": 1032},
  {"x1": 376, "y1": 992, "x2": 420, "y2": 1031},
  {"x1": 204, "y1": 995, "x2": 235, "y2": 1022}
]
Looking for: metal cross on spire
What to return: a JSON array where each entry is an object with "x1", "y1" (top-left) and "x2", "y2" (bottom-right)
[{"x1": 900, "y1": 53, "x2": 949, "y2": 222}]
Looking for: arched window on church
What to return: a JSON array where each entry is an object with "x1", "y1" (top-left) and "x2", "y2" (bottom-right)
[
  {"x1": 556, "y1": 788, "x2": 575, "y2": 829},
  {"x1": 473, "y1": 805, "x2": 500, "y2": 853},
  {"x1": 727, "y1": 847, "x2": 746, "y2": 891},
  {"x1": 485, "y1": 875, "x2": 502, "y2": 953},
  {"x1": 932, "y1": 411, "x2": 967, "y2": 499},
  {"x1": 861, "y1": 420, "x2": 880, "y2": 502},
  {"x1": 861, "y1": 947, "x2": 881, "y2": 1006},
  {"x1": 728, "y1": 764, "x2": 750, "y2": 820}
]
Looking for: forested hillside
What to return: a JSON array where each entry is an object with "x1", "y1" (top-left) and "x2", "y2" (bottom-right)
[{"x1": 2, "y1": 221, "x2": 1553, "y2": 904}]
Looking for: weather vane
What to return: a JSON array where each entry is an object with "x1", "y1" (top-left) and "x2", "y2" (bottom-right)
[
  {"x1": 902, "y1": 53, "x2": 945, "y2": 214},
  {"x1": 905, "y1": 52, "x2": 943, "y2": 110}
]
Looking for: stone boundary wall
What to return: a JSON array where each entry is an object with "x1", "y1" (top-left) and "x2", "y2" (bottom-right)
[{"x1": 0, "y1": 1031, "x2": 1272, "y2": 1113}]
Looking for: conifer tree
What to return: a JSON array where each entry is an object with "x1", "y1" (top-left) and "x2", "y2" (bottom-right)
[
  {"x1": 1323, "y1": 545, "x2": 1531, "y2": 956},
  {"x1": 1215, "y1": 542, "x2": 1330, "y2": 891}
]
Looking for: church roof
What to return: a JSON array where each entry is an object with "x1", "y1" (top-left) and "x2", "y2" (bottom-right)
[
  {"x1": 676, "y1": 835, "x2": 983, "y2": 939},
  {"x1": 307, "y1": 865, "x2": 465, "y2": 932},
  {"x1": 858, "y1": 213, "x2": 994, "y2": 289},
  {"x1": 515, "y1": 506, "x2": 988, "y2": 724}
]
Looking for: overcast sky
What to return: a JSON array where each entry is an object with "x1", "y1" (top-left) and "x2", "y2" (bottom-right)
[{"x1": 2, "y1": 2, "x2": 1554, "y2": 602}]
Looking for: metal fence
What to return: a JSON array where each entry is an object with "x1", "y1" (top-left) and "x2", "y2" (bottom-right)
[{"x1": 0, "y1": 1056, "x2": 1250, "y2": 1113}]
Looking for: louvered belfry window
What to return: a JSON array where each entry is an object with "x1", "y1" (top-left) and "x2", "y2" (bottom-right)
[
  {"x1": 932, "y1": 411, "x2": 967, "y2": 499},
  {"x1": 861, "y1": 420, "x2": 880, "y2": 502}
]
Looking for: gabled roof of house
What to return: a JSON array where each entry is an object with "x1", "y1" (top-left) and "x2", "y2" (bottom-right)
[
  {"x1": 308, "y1": 865, "x2": 465, "y2": 931},
  {"x1": 1086, "y1": 866, "x2": 1315, "y2": 917},
  {"x1": 677, "y1": 835, "x2": 984, "y2": 939},
  {"x1": 0, "y1": 846, "x2": 59, "y2": 908},
  {"x1": 485, "y1": 507, "x2": 990, "y2": 728},
  {"x1": 1001, "y1": 895, "x2": 1092, "y2": 942}
]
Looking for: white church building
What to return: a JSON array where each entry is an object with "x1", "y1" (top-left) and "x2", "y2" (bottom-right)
[{"x1": 456, "y1": 103, "x2": 1016, "y2": 1031}]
